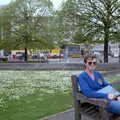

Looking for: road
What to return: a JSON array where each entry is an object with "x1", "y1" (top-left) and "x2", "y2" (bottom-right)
[
  {"x1": 48, "y1": 56, "x2": 119, "y2": 64},
  {"x1": 67, "y1": 55, "x2": 119, "y2": 64},
  {"x1": 6, "y1": 55, "x2": 119, "y2": 64}
]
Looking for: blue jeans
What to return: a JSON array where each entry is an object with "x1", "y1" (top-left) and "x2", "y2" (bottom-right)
[
  {"x1": 108, "y1": 100, "x2": 120, "y2": 115},
  {"x1": 97, "y1": 85, "x2": 120, "y2": 115}
]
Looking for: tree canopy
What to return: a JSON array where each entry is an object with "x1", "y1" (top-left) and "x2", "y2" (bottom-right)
[
  {"x1": 56, "y1": 0, "x2": 120, "y2": 62},
  {"x1": 0, "y1": 0, "x2": 54, "y2": 50}
]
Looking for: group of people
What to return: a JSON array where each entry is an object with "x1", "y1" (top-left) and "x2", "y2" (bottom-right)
[{"x1": 78, "y1": 55, "x2": 120, "y2": 115}]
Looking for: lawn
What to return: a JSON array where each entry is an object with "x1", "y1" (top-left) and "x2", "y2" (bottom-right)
[
  {"x1": 0, "y1": 70, "x2": 119, "y2": 120},
  {"x1": 0, "y1": 70, "x2": 80, "y2": 120}
]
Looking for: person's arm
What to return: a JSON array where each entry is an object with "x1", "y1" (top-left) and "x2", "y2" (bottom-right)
[
  {"x1": 98, "y1": 72, "x2": 120, "y2": 100},
  {"x1": 79, "y1": 74, "x2": 108, "y2": 99}
]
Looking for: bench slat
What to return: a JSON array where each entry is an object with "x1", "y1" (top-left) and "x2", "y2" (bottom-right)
[{"x1": 76, "y1": 92, "x2": 108, "y2": 108}]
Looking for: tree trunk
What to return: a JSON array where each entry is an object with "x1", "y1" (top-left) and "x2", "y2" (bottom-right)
[
  {"x1": 104, "y1": 27, "x2": 109, "y2": 63},
  {"x1": 24, "y1": 47, "x2": 28, "y2": 62},
  {"x1": 119, "y1": 44, "x2": 120, "y2": 63}
]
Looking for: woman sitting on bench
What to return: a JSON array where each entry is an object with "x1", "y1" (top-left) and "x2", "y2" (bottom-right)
[{"x1": 79, "y1": 55, "x2": 120, "y2": 115}]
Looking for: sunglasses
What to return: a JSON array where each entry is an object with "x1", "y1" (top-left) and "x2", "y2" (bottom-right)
[{"x1": 87, "y1": 61, "x2": 97, "y2": 66}]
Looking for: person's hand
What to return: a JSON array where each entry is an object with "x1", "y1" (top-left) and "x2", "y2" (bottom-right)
[
  {"x1": 117, "y1": 96, "x2": 120, "y2": 101},
  {"x1": 108, "y1": 93, "x2": 116, "y2": 100}
]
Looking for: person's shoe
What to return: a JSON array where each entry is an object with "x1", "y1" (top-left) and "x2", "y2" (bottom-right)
[{"x1": 110, "y1": 114, "x2": 120, "y2": 120}]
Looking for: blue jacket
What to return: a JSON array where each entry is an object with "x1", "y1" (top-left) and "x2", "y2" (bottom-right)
[{"x1": 79, "y1": 71, "x2": 109, "y2": 99}]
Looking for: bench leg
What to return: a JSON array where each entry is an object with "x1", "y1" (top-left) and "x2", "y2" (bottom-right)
[
  {"x1": 74, "y1": 101, "x2": 81, "y2": 120},
  {"x1": 99, "y1": 108, "x2": 109, "y2": 120}
]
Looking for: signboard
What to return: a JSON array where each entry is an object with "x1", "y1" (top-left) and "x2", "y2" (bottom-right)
[{"x1": 51, "y1": 48, "x2": 60, "y2": 55}]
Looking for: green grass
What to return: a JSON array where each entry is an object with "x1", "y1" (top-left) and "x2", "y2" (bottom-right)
[
  {"x1": 0, "y1": 91, "x2": 72, "y2": 120},
  {"x1": 0, "y1": 70, "x2": 120, "y2": 120},
  {"x1": 115, "y1": 86, "x2": 120, "y2": 91},
  {"x1": 0, "y1": 70, "x2": 78, "y2": 120}
]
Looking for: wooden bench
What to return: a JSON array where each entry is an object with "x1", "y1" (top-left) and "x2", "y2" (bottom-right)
[{"x1": 71, "y1": 75, "x2": 120, "y2": 120}]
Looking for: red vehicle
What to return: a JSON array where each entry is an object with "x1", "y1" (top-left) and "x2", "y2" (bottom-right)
[{"x1": 47, "y1": 54, "x2": 64, "y2": 59}]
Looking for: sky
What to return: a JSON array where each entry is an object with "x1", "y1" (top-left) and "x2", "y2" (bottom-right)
[
  {"x1": 0, "y1": 0, "x2": 12, "y2": 5},
  {"x1": 0, "y1": 0, "x2": 65, "y2": 9}
]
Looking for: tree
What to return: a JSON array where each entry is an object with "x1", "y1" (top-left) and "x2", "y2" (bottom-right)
[
  {"x1": 0, "y1": 6, "x2": 13, "y2": 49},
  {"x1": 76, "y1": 0, "x2": 120, "y2": 63},
  {"x1": 0, "y1": 0, "x2": 53, "y2": 61},
  {"x1": 52, "y1": 0, "x2": 93, "y2": 54},
  {"x1": 51, "y1": 0, "x2": 77, "y2": 47}
]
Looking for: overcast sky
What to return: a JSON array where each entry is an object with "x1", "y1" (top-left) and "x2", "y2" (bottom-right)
[
  {"x1": 0, "y1": 0, "x2": 12, "y2": 5},
  {"x1": 0, "y1": 0, "x2": 65, "y2": 9}
]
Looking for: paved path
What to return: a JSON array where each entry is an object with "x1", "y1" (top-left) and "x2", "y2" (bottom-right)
[
  {"x1": 40, "y1": 109, "x2": 74, "y2": 120},
  {"x1": 40, "y1": 108, "x2": 93, "y2": 120}
]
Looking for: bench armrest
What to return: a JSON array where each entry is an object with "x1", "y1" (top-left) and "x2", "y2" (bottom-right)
[{"x1": 88, "y1": 98, "x2": 108, "y2": 108}]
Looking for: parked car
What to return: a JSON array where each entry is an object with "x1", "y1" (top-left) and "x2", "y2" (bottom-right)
[
  {"x1": 113, "y1": 49, "x2": 119, "y2": 58},
  {"x1": 0, "y1": 55, "x2": 8, "y2": 62},
  {"x1": 13, "y1": 52, "x2": 24, "y2": 60},
  {"x1": 93, "y1": 51, "x2": 101, "y2": 56},
  {"x1": 31, "y1": 54, "x2": 40, "y2": 59},
  {"x1": 40, "y1": 56, "x2": 48, "y2": 63},
  {"x1": 113, "y1": 52, "x2": 119, "y2": 58},
  {"x1": 31, "y1": 54, "x2": 48, "y2": 63},
  {"x1": 47, "y1": 54, "x2": 64, "y2": 59}
]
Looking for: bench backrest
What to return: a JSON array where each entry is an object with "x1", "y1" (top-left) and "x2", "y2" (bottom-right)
[
  {"x1": 71, "y1": 75, "x2": 86, "y2": 101},
  {"x1": 71, "y1": 75, "x2": 79, "y2": 93}
]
